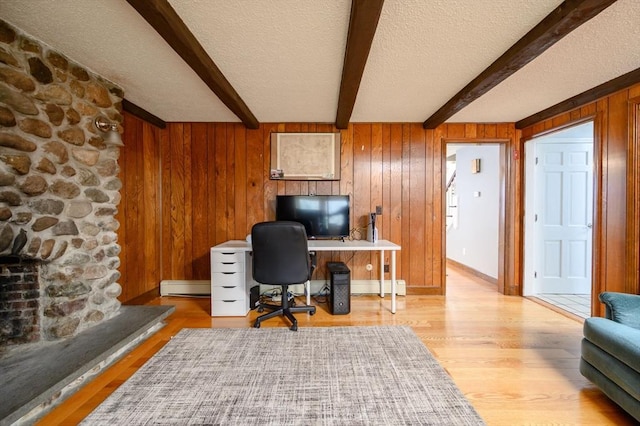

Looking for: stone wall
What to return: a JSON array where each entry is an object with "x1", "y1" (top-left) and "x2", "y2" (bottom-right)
[{"x1": 0, "y1": 20, "x2": 123, "y2": 341}]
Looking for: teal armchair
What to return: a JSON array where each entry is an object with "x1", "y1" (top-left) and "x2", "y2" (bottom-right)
[{"x1": 581, "y1": 292, "x2": 640, "y2": 421}]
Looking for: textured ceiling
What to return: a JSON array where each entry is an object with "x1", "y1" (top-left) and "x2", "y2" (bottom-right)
[{"x1": 1, "y1": 0, "x2": 639, "y2": 125}]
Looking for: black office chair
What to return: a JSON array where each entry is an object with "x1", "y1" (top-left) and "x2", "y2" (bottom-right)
[{"x1": 251, "y1": 221, "x2": 316, "y2": 331}]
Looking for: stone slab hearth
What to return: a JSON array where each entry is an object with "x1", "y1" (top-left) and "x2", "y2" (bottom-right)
[{"x1": 0, "y1": 304, "x2": 174, "y2": 425}]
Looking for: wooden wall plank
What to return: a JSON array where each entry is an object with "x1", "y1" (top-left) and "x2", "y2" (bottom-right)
[
  {"x1": 381, "y1": 123, "x2": 392, "y2": 273},
  {"x1": 141, "y1": 122, "x2": 160, "y2": 293},
  {"x1": 160, "y1": 119, "x2": 172, "y2": 282},
  {"x1": 234, "y1": 124, "x2": 247, "y2": 238},
  {"x1": 206, "y1": 123, "x2": 216, "y2": 252},
  {"x1": 370, "y1": 123, "x2": 383, "y2": 276},
  {"x1": 400, "y1": 124, "x2": 412, "y2": 286},
  {"x1": 183, "y1": 124, "x2": 193, "y2": 279},
  {"x1": 352, "y1": 124, "x2": 372, "y2": 279},
  {"x1": 409, "y1": 124, "x2": 426, "y2": 286},
  {"x1": 169, "y1": 123, "x2": 186, "y2": 279},
  {"x1": 225, "y1": 123, "x2": 236, "y2": 240},
  {"x1": 133, "y1": 119, "x2": 145, "y2": 295},
  {"x1": 191, "y1": 122, "x2": 209, "y2": 279},
  {"x1": 389, "y1": 123, "x2": 403, "y2": 280},
  {"x1": 214, "y1": 124, "x2": 228, "y2": 244},
  {"x1": 127, "y1": 114, "x2": 143, "y2": 296}
]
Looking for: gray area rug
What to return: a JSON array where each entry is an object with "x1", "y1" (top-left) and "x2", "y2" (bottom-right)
[{"x1": 82, "y1": 326, "x2": 485, "y2": 425}]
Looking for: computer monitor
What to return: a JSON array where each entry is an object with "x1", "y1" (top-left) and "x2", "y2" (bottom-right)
[{"x1": 275, "y1": 195, "x2": 350, "y2": 239}]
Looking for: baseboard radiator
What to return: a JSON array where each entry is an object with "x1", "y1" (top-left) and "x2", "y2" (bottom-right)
[{"x1": 160, "y1": 279, "x2": 406, "y2": 297}]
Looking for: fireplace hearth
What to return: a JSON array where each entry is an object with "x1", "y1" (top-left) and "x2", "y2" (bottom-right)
[{"x1": 0, "y1": 257, "x2": 40, "y2": 349}]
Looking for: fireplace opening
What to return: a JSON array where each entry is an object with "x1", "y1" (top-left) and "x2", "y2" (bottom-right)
[{"x1": 0, "y1": 257, "x2": 40, "y2": 351}]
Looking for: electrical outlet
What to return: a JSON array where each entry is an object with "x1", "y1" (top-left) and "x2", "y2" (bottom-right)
[
  {"x1": 384, "y1": 264, "x2": 389, "y2": 273},
  {"x1": 376, "y1": 205, "x2": 382, "y2": 215}
]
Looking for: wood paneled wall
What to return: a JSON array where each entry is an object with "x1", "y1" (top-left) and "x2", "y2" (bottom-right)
[
  {"x1": 520, "y1": 82, "x2": 640, "y2": 315},
  {"x1": 117, "y1": 84, "x2": 640, "y2": 308},
  {"x1": 117, "y1": 116, "x2": 520, "y2": 301},
  {"x1": 116, "y1": 113, "x2": 162, "y2": 302}
]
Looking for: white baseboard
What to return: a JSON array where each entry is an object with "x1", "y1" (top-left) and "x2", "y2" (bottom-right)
[
  {"x1": 160, "y1": 280, "x2": 211, "y2": 296},
  {"x1": 348, "y1": 279, "x2": 406, "y2": 295},
  {"x1": 160, "y1": 279, "x2": 406, "y2": 296}
]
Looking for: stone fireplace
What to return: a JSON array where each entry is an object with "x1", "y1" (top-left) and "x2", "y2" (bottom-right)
[
  {"x1": 0, "y1": 20, "x2": 123, "y2": 351},
  {"x1": 0, "y1": 258, "x2": 40, "y2": 346}
]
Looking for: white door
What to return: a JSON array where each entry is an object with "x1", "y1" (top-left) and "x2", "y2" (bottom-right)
[{"x1": 533, "y1": 142, "x2": 593, "y2": 293}]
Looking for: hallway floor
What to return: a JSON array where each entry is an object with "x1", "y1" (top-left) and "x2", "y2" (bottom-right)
[{"x1": 535, "y1": 293, "x2": 591, "y2": 319}]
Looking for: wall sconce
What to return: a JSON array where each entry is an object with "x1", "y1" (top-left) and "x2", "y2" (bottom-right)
[
  {"x1": 471, "y1": 158, "x2": 481, "y2": 174},
  {"x1": 94, "y1": 115, "x2": 123, "y2": 146}
]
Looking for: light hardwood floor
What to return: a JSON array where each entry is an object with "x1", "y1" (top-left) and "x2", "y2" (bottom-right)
[{"x1": 37, "y1": 266, "x2": 636, "y2": 425}]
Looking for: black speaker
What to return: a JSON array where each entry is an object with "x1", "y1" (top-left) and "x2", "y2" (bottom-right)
[{"x1": 327, "y1": 262, "x2": 350, "y2": 315}]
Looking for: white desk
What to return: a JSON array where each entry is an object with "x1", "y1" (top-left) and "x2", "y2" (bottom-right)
[{"x1": 210, "y1": 239, "x2": 401, "y2": 316}]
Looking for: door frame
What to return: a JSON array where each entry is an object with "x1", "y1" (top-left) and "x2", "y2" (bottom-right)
[
  {"x1": 522, "y1": 125, "x2": 595, "y2": 296},
  {"x1": 520, "y1": 116, "x2": 602, "y2": 315},
  {"x1": 441, "y1": 138, "x2": 509, "y2": 294}
]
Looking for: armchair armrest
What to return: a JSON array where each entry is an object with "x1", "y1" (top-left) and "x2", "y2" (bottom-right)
[{"x1": 599, "y1": 292, "x2": 640, "y2": 329}]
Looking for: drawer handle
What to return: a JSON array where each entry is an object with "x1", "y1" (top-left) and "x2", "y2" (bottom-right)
[
  {"x1": 222, "y1": 300, "x2": 237, "y2": 303},
  {"x1": 222, "y1": 262, "x2": 235, "y2": 265},
  {"x1": 222, "y1": 286, "x2": 236, "y2": 289},
  {"x1": 222, "y1": 272, "x2": 236, "y2": 275},
  {"x1": 221, "y1": 252, "x2": 235, "y2": 255}
]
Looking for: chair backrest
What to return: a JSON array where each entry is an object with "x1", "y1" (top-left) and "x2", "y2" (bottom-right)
[{"x1": 251, "y1": 221, "x2": 311, "y2": 286}]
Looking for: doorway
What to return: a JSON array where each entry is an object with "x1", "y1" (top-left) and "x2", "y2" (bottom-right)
[
  {"x1": 444, "y1": 142, "x2": 504, "y2": 289},
  {"x1": 523, "y1": 121, "x2": 594, "y2": 318}
]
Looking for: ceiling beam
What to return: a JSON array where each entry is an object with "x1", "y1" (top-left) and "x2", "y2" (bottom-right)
[
  {"x1": 423, "y1": 0, "x2": 618, "y2": 129},
  {"x1": 335, "y1": 0, "x2": 384, "y2": 129},
  {"x1": 123, "y1": 99, "x2": 167, "y2": 129},
  {"x1": 126, "y1": 0, "x2": 259, "y2": 129},
  {"x1": 516, "y1": 67, "x2": 640, "y2": 129}
]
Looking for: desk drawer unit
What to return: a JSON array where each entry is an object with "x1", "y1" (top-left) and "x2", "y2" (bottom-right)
[
  {"x1": 212, "y1": 282, "x2": 245, "y2": 300},
  {"x1": 211, "y1": 251, "x2": 244, "y2": 264},
  {"x1": 211, "y1": 249, "x2": 249, "y2": 316},
  {"x1": 211, "y1": 299, "x2": 247, "y2": 317}
]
